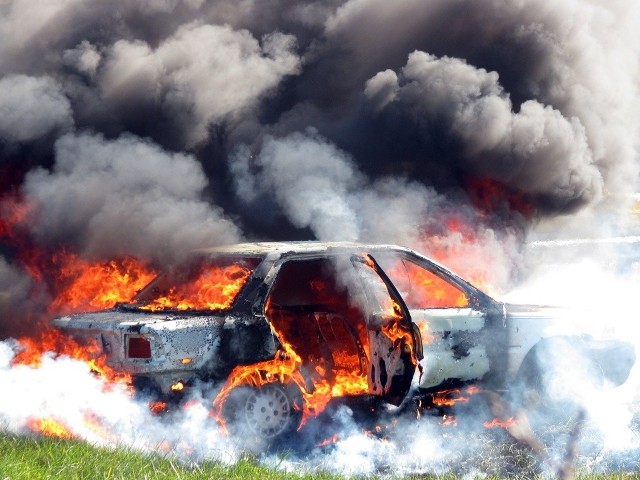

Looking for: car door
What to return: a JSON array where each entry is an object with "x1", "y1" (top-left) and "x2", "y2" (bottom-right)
[
  {"x1": 350, "y1": 254, "x2": 419, "y2": 405},
  {"x1": 373, "y1": 252, "x2": 493, "y2": 391},
  {"x1": 258, "y1": 254, "x2": 419, "y2": 406}
]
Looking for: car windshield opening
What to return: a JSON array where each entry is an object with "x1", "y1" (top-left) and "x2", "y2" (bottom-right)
[{"x1": 125, "y1": 256, "x2": 261, "y2": 312}]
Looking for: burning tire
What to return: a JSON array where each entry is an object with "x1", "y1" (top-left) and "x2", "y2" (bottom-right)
[{"x1": 222, "y1": 382, "x2": 303, "y2": 446}]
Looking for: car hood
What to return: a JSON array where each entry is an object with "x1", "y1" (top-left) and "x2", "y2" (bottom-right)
[
  {"x1": 504, "y1": 303, "x2": 573, "y2": 318},
  {"x1": 503, "y1": 302, "x2": 615, "y2": 339}
]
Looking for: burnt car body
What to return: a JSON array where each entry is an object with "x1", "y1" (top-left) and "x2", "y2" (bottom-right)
[{"x1": 50, "y1": 242, "x2": 635, "y2": 438}]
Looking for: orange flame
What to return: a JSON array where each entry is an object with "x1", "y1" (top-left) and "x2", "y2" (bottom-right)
[
  {"x1": 212, "y1": 275, "x2": 416, "y2": 432},
  {"x1": 149, "y1": 401, "x2": 168, "y2": 415},
  {"x1": 316, "y1": 433, "x2": 340, "y2": 447},
  {"x1": 211, "y1": 330, "x2": 306, "y2": 431},
  {"x1": 432, "y1": 386, "x2": 481, "y2": 407},
  {"x1": 139, "y1": 264, "x2": 251, "y2": 311},
  {"x1": 212, "y1": 301, "x2": 372, "y2": 430},
  {"x1": 0, "y1": 195, "x2": 33, "y2": 239},
  {"x1": 27, "y1": 417, "x2": 74, "y2": 439},
  {"x1": 483, "y1": 417, "x2": 516, "y2": 429},
  {"x1": 12, "y1": 329, "x2": 132, "y2": 386},
  {"x1": 441, "y1": 414, "x2": 458, "y2": 427},
  {"x1": 171, "y1": 381, "x2": 185, "y2": 392},
  {"x1": 49, "y1": 253, "x2": 157, "y2": 314},
  {"x1": 386, "y1": 260, "x2": 468, "y2": 309}
]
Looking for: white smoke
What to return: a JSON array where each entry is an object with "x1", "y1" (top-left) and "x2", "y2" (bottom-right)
[
  {"x1": 0, "y1": 340, "x2": 239, "y2": 462},
  {"x1": 62, "y1": 41, "x2": 101, "y2": 78},
  {"x1": 23, "y1": 131, "x2": 241, "y2": 262},
  {"x1": 0, "y1": 75, "x2": 73, "y2": 144}
]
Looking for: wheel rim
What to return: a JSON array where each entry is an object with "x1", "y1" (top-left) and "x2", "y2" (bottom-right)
[{"x1": 244, "y1": 384, "x2": 294, "y2": 438}]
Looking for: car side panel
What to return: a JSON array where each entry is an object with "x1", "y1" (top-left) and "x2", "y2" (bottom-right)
[{"x1": 412, "y1": 309, "x2": 490, "y2": 389}]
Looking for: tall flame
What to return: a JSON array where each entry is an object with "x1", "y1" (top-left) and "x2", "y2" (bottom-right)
[
  {"x1": 139, "y1": 264, "x2": 251, "y2": 312},
  {"x1": 49, "y1": 253, "x2": 157, "y2": 314},
  {"x1": 211, "y1": 299, "x2": 372, "y2": 431},
  {"x1": 212, "y1": 263, "x2": 417, "y2": 433}
]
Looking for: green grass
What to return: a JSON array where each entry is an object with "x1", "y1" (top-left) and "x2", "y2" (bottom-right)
[
  {"x1": 0, "y1": 433, "x2": 345, "y2": 480},
  {"x1": 2, "y1": 432, "x2": 640, "y2": 480}
]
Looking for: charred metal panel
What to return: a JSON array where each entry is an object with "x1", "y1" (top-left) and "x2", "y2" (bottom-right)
[
  {"x1": 211, "y1": 315, "x2": 276, "y2": 378},
  {"x1": 412, "y1": 309, "x2": 490, "y2": 389}
]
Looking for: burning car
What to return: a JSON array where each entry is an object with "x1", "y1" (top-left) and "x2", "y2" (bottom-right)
[{"x1": 50, "y1": 242, "x2": 635, "y2": 441}]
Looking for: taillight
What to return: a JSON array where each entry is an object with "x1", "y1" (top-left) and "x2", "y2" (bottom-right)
[{"x1": 127, "y1": 335, "x2": 151, "y2": 359}]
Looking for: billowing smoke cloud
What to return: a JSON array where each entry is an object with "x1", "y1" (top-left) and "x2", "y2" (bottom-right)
[
  {"x1": 231, "y1": 129, "x2": 520, "y2": 289},
  {"x1": 0, "y1": 75, "x2": 73, "y2": 145},
  {"x1": 232, "y1": 129, "x2": 443, "y2": 243},
  {"x1": 303, "y1": 0, "x2": 640, "y2": 211},
  {"x1": 363, "y1": 52, "x2": 601, "y2": 211},
  {"x1": 98, "y1": 23, "x2": 300, "y2": 147},
  {"x1": 1, "y1": 0, "x2": 638, "y2": 248},
  {"x1": 23, "y1": 131, "x2": 240, "y2": 262}
]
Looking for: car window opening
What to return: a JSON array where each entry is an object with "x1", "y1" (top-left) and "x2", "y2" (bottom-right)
[
  {"x1": 126, "y1": 257, "x2": 261, "y2": 312},
  {"x1": 266, "y1": 259, "x2": 369, "y2": 393},
  {"x1": 378, "y1": 256, "x2": 469, "y2": 309}
]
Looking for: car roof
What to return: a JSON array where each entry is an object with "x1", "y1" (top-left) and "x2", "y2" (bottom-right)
[
  {"x1": 194, "y1": 241, "x2": 413, "y2": 257},
  {"x1": 193, "y1": 241, "x2": 490, "y2": 301}
]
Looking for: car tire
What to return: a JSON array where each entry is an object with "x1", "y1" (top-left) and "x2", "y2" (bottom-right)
[
  {"x1": 222, "y1": 381, "x2": 303, "y2": 449},
  {"x1": 512, "y1": 337, "x2": 595, "y2": 434}
]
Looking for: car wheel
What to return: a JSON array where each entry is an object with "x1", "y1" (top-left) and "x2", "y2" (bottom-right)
[
  {"x1": 512, "y1": 337, "x2": 594, "y2": 435},
  {"x1": 222, "y1": 382, "x2": 303, "y2": 446}
]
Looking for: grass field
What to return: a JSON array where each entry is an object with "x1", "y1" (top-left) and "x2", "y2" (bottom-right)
[
  {"x1": 0, "y1": 433, "x2": 350, "y2": 480},
  {"x1": 0, "y1": 431, "x2": 638, "y2": 480}
]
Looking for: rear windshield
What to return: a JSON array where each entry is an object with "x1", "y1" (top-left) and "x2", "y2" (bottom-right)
[{"x1": 125, "y1": 256, "x2": 262, "y2": 312}]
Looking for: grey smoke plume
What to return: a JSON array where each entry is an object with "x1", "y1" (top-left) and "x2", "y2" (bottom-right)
[
  {"x1": 363, "y1": 52, "x2": 601, "y2": 211},
  {"x1": 0, "y1": 75, "x2": 73, "y2": 144},
  {"x1": 0, "y1": 259, "x2": 33, "y2": 334},
  {"x1": 23, "y1": 131, "x2": 241, "y2": 262},
  {"x1": 0, "y1": 0, "x2": 637, "y2": 234},
  {"x1": 98, "y1": 23, "x2": 300, "y2": 147}
]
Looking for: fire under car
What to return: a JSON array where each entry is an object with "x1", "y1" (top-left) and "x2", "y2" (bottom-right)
[{"x1": 50, "y1": 242, "x2": 636, "y2": 441}]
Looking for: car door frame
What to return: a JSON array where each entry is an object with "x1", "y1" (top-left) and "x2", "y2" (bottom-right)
[
  {"x1": 371, "y1": 249, "x2": 507, "y2": 392},
  {"x1": 252, "y1": 251, "x2": 420, "y2": 405}
]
